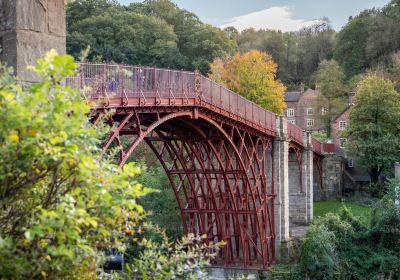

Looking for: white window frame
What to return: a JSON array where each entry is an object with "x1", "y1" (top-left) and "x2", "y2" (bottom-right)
[
  {"x1": 287, "y1": 108, "x2": 295, "y2": 117},
  {"x1": 339, "y1": 121, "x2": 347, "y2": 131},
  {"x1": 339, "y1": 138, "x2": 347, "y2": 148},
  {"x1": 348, "y1": 159, "x2": 354, "y2": 168},
  {"x1": 307, "y1": 107, "x2": 314, "y2": 116},
  {"x1": 307, "y1": 119, "x2": 314, "y2": 128},
  {"x1": 288, "y1": 119, "x2": 296, "y2": 125},
  {"x1": 321, "y1": 107, "x2": 327, "y2": 116}
]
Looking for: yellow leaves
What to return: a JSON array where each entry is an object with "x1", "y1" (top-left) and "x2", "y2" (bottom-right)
[
  {"x1": 40, "y1": 239, "x2": 48, "y2": 248},
  {"x1": 74, "y1": 226, "x2": 82, "y2": 233},
  {"x1": 7, "y1": 131, "x2": 19, "y2": 143},
  {"x1": 210, "y1": 50, "x2": 286, "y2": 115},
  {"x1": 27, "y1": 128, "x2": 38, "y2": 137},
  {"x1": 44, "y1": 49, "x2": 59, "y2": 64},
  {"x1": 87, "y1": 218, "x2": 98, "y2": 228},
  {"x1": 40, "y1": 271, "x2": 48, "y2": 278},
  {"x1": 0, "y1": 91, "x2": 16, "y2": 102}
]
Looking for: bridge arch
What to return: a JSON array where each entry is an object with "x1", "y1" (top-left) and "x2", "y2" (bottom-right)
[{"x1": 97, "y1": 108, "x2": 276, "y2": 268}]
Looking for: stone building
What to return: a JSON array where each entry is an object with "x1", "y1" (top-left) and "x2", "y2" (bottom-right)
[
  {"x1": 0, "y1": 0, "x2": 66, "y2": 83},
  {"x1": 284, "y1": 87, "x2": 324, "y2": 131}
]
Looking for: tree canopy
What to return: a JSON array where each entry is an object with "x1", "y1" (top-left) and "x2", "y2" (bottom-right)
[
  {"x1": 209, "y1": 50, "x2": 286, "y2": 115},
  {"x1": 315, "y1": 59, "x2": 346, "y2": 137},
  {"x1": 67, "y1": 0, "x2": 236, "y2": 73},
  {"x1": 345, "y1": 75, "x2": 400, "y2": 183},
  {"x1": 0, "y1": 51, "x2": 149, "y2": 278}
]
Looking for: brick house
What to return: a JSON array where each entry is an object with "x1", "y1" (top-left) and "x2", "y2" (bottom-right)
[
  {"x1": 284, "y1": 87, "x2": 323, "y2": 131},
  {"x1": 332, "y1": 105, "x2": 371, "y2": 186},
  {"x1": 285, "y1": 89, "x2": 370, "y2": 188}
]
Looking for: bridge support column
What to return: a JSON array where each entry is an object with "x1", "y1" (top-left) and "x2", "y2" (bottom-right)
[
  {"x1": 0, "y1": 0, "x2": 66, "y2": 83},
  {"x1": 273, "y1": 117, "x2": 290, "y2": 260},
  {"x1": 288, "y1": 131, "x2": 313, "y2": 225},
  {"x1": 321, "y1": 154, "x2": 344, "y2": 200},
  {"x1": 302, "y1": 132, "x2": 313, "y2": 224}
]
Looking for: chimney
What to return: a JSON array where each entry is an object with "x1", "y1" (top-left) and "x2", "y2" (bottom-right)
[
  {"x1": 348, "y1": 93, "x2": 355, "y2": 105},
  {"x1": 300, "y1": 82, "x2": 305, "y2": 93},
  {"x1": 395, "y1": 162, "x2": 400, "y2": 179}
]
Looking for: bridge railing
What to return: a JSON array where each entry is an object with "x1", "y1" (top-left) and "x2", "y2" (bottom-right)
[
  {"x1": 287, "y1": 123, "x2": 303, "y2": 145},
  {"x1": 67, "y1": 63, "x2": 197, "y2": 99},
  {"x1": 68, "y1": 62, "x2": 326, "y2": 151},
  {"x1": 200, "y1": 76, "x2": 276, "y2": 134},
  {"x1": 311, "y1": 137, "x2": 322, "y2": 154},
  {"x1": 68, "y1": 63, "x2": 277, "y2": 134}
]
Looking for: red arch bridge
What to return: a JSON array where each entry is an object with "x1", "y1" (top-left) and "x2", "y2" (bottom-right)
[{"x1": 68, "y1": 63, "x2": 336, "y2": 270}]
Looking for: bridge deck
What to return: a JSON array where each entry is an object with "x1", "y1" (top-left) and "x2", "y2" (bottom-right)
[{"x1": 67, "y1": 62, "x2": 324, "y2": 154}]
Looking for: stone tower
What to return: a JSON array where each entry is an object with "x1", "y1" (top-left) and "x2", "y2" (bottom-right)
[{"x1": 0, "y1": 0, "x2": 66, "y2": 83}]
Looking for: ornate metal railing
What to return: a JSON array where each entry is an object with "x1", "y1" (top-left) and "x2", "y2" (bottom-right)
[
  {"x1": 311, "y1": 137, "x2": 322, "y2": 154},
  {"x1": 287, "y1": 123, "x2": 303, "y2": 145},
  {"x1": 67, "y1": 62, "x2": 324, "y2": 152}
]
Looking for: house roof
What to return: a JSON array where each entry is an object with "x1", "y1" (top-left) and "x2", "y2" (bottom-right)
[
  {"x1": 284, "y1": 91, "x2": 302, "y2": 102},
  {"x1": 333, "y1": 105, "x2": 352, "y2": 122},
  {"x1": 353, "y1": 176, "x2": 371, "y2": 182}
]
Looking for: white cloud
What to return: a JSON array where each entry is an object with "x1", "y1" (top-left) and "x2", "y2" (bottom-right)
[{"x1": 220, "y1": 6, "x2": 321, "y2": 32}]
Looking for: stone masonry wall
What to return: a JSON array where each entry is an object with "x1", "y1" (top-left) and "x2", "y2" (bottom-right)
[
  {"x1": 288, "y1": 151, "x2": 307, "y2": 225},
  {"x1": 0, "y1": 0, "x2": 66, "y2": 83},
  {"x1": 320, "y1": 154, "x2": 344, "y2": 200}
]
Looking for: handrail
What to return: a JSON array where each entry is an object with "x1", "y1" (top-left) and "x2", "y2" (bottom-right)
[{"x1": 67, "y1": 62, "x2": 324, "y2": 153}]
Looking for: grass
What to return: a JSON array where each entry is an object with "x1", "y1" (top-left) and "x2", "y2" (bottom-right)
[{"x1": 314, "y1": 199, "x2": 372, "y2": 224}]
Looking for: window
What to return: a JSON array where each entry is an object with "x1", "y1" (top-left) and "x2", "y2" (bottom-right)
[
  {"x1": 307, "y1": 108, "x2": 314, "y2": 115},
  {"x1": 288, "y1": 119, "x2": 296, "y2": 125},
  {"x1": 339, "y1": 121, "x2": 347, "y2": 130},
  {"x1": 321, "y1": 107, "x2": 327, "y2": 116},
  {"x1": 307, "y1": 119, "x2": 314, "y2": 127},
  {"x1": 287, "y1": 108, "x2": 295, "y2": 117},
  {"x1": 339, "y1": 138, "x2": 347, "y2": 148},
  {"x1": 348, "y1": 159, "x2": 354, "y2": 168}
]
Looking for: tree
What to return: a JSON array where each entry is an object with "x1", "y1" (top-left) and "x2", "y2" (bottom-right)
[
  {"x1": 234, "y1": 20, "x2": 335, "y2": 88},
  {"x1": 67, "y1": 0, "x2": 236, "y2": 73},
  {"x1": 296, "y1": 182, "x2": 400, "y2": 279},
  {"x1": 67, "y1": 9, "x2": 184, "y2": 68},
  {"x1": 0, "y1": 51, "x2": 149, "y2": 278},
  {"x1": 127, "y1": 0, "x2": 236, "y2": 73},
  {"x1": 0, "y1": 51, "x2": 221, "y2": 279},
  {"x1": 315, "y1": 59, "x2": 346, "y2": 138},
  {"x1": 209, "y1": 50, "x2": 286, "y2": 115},
  {"x1": 297, "y1": 20, "x2": 336, "y2": 86},
  {"x1": 346, "y1": 75, "x2": 400, "y2": 184}
]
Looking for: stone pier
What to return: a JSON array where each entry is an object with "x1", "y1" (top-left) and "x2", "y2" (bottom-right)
[{"x1": 0, "y1": 0, "x2": 66, "y2": 83}]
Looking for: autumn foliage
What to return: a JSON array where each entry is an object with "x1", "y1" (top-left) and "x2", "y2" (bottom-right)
[{"x1": 209, "y1": 50, "x2": 286, "y2": 115}]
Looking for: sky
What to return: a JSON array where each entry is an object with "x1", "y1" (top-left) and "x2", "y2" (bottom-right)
[{"x1": 118, "y1": 0, "x2": 389, "y2": 31}]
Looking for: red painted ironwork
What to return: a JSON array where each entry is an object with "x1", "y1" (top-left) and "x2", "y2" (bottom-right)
[
  {"x1": 287, "y1": 123, "x2": 303, "y2": 145},
  {"x1": 311, "y1": 137, "x2": 322, "y2": 155},
  {"x1": 92, "y1": 108, "x2": 276, "y2": 269},
  {"x1": 313, "y1": 155, "x2": 324, "y2": 190},
  {"x1": 322, "y1": 142, "x2": 335, "y2": 154},
  {"x1": 67, "y1": 62, "x2": 327, "y2": 270}
]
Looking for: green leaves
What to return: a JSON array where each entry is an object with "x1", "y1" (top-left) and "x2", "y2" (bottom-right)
[
  {"x1": 0, "y1": 51, "x2": 148, "y2": 279},
  {"x1": 66, "y1": 0, "x2": 235, "y2": 73},
  {"x1": 346, "y1": 75, "x2": 400, "y2": 184}
]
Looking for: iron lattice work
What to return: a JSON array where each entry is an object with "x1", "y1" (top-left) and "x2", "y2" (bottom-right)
[
  {"x1": 67, "y1": 62, "x2": 327, "y2": 269},
  {"x1": 96, "y1": 108, "x2": 275, "y2": 268}
]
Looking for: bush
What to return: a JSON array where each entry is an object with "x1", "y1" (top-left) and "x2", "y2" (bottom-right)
[
  {"x1": 0, "y1": 51, "x2": 153, "y2": 278},
  {"x1": 295, "y1": 183, "x2": 400, "y2": 279},
  {"x1": 298, "y1": 222, "x2": 340, "y2": 279},
  {"x1": 0, "y1": 51, "x2": 224, "y2": 280}
]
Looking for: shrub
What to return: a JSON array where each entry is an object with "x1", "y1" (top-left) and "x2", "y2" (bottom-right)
[{"x1": 0, "y1": 51, "x2": 149, "y2": 278}]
